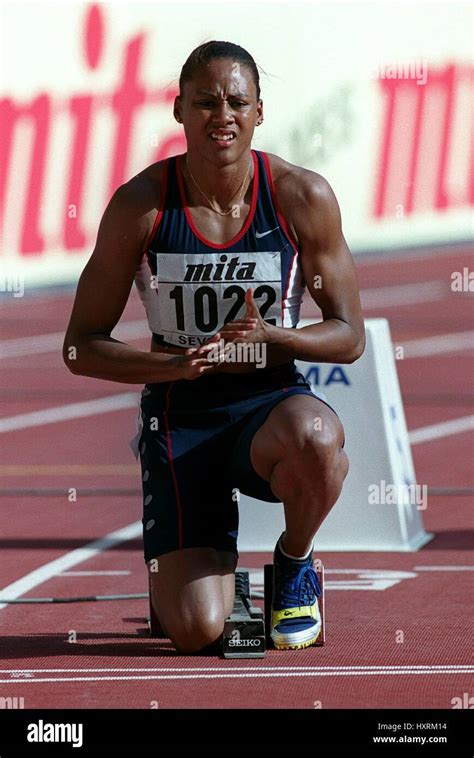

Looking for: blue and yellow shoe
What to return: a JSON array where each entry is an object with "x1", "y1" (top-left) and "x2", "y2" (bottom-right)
[{"x1": 270, "y1": 537, "x2": 322, "y2": 650}]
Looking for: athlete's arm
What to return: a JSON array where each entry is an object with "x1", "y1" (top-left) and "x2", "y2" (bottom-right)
[
  {"x1": 63, "y1": 174, "x2": 217, "y2": 383},
  {"x1": 264, "y1": 166, "x2": 365, "y2": 365}
]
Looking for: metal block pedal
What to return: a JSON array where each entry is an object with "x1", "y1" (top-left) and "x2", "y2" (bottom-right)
[
  {"x1": 264, "y1": 561, "x2": 325, "y2": 647},
  {"x1": 221, "y1": 571, "x2": 266, "y2": 658}
]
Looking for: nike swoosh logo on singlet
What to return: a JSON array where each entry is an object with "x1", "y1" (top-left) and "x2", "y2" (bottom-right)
[{"x1": 255, "y1": 227, "x2": 279, "y2": 239}]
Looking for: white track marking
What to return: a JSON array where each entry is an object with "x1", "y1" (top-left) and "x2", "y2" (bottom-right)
[
  {"x1": 0, "y1": 283, "x2": 447, "y2": 361},
  {"x1": 0, "y1": 393, "x2": 139, "y2": 433},
  {"x1": 1, "y1": 396, "x2": 472, "y2": 449},
  {"x1": 413, "y1": 566, "x2": 474, "y2": 571},
  {"x1": 59, "y1": 571, "x2": 131, "y2": 576},
  {"x1": 360, "y1": 281, "x2": 446, "y2": 309},
  {"x1": 0, "y1": 563, "x2": 421, "y2": 610},
  {"x1": 3, "y1": 327, "x2": 470, "y2": 362},
  {"x1": 1, "y1": 665, "x2": 472, "y2": 684},
  {"x1": 246, "y1": 568, "x2": 417, "y2": 592},
  {"x1": 0, "y1": 464, "x2": 137, "y2": 475},
  {"x1": 2, "y1": 665, "x2": 471, "y2": 673},
  {"x1": 409, "y1": 415, "x2": 474, "y2": 445},
  {"x1": 0, "y1": 522, "x2": 141, "y2": 611},
  {"x1": 401, "y1": 330, "x2": 474, "y2": 358},
  {"x1": 0, "y1": 322, "x2": 148, "y2": 359}
]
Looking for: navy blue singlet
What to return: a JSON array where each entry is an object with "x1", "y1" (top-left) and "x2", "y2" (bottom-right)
[{"x1": 134, "y1": 150, "x2": 305, "y2": 350}]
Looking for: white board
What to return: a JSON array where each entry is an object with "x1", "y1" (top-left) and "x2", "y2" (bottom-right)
[{"x1": 238, "y1": 319, "x2": 432, "y2": 552}]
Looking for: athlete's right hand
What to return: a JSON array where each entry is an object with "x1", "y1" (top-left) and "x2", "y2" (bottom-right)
[{"x1": 171, "y1": 332, "x2": 223, "y2": 380}]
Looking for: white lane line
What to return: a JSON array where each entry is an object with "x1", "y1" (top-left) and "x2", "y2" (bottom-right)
[
  {"x1": 2, "y1": 665, "x2": 471, "y2": 673},
  {"x1": 0, "y1": 321, "x2": 148, "y2": 359},
  {"x1": 59, "y1": 571, "x2": 131, "y2": 576},
  {"x1": 401, "y1": 331, "x2": 474, "y2": 358},
  {"x1": 413, "y1": 566, "x2": 474, "y2": 571},
  {"x1": 1, "y1": 666, "x2": 472, "y2": 684},
  {"x1": 0, "y1": 522, "x2": 141, "y2": 611},
  {"x1": 0, "y1": 314, "x2": 474, "y2": 366},
  {"x1": 0, "y1": 393, "x2": 138, "y2": 433},
  {"x1": 0, "y1": 331, "x2": 67, "y2": 359},
  {"x1": 2, "y1": 395, "x2": 472, "y2": 451},
  {"x1": 409, "y1": 415, "x2": 474, "y2": 445},
  {"x1": 360, "y1": 281, "x2": 446, "y2": 309}
]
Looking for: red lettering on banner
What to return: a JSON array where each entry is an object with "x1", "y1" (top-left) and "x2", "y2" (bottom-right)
[
  {"x1": 373, "y1": 64, "x2": 473, "y2": 218},
  {"x1": 109, "y1": 34, "x2": 148, "y2": 196},
  {"x1": 66, "y1": 96, "x2": 93, "y2": 249},
  {"x1": 0, "y1": 95, "x2": 50, "y2": 255},
  {"x1": 84, "y1": 2, "x2": 104, "y2": 69},
  {"x1": 0, "y1": 4, "x2": 186, "y2": 257}
]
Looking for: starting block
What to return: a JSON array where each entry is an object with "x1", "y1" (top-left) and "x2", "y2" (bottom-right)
[
  {"x1": 221, "y1": 571, "x2": 266, "y2": 659},
  {"x1": 147, "y1": 571, "x2": 266, "y2": 657},
  {"x1": 264, "y1": 561, "x2": 326, "y2": 647},
  {"x1": 147, "y1": 566, "x2": 324, "y2": 654}
]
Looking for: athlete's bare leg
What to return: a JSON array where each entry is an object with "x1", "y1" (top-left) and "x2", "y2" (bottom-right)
[
  {"x1": 148, "y1": 548, "x2": 237, "y2": 653},
  {"x1": 250, "y1": 395, "x2": 348, "y2": 557}
]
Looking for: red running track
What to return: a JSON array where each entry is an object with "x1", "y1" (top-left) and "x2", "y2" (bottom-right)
[{"x1": 0, "y1": 246, "x2": 473, "y2": 708}]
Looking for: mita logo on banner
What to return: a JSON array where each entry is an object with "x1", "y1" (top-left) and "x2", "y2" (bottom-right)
[
  {"x1": 373, "y1": 63, "x2": 473, "y2": 218},
  {"x1": 0, "y1": 4, "x2": 186, "y2": 257},
  {"x1": 27, "y1": 720, "x2": 83, "y2": 748}
]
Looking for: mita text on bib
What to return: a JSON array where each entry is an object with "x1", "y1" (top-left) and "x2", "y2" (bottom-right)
[{"x1": 154, "y1": 251, "x2": 282, "y2": 347}]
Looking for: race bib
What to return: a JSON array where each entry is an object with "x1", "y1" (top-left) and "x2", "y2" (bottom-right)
[{"x1": 153, "y1": 251, "x2": 282, "y2": 347}]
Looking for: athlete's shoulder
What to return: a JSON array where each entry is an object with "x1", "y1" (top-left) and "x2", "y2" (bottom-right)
[
  {"x1": 101, "y1": 157, "x2": 173, "y2": 246},
  {"x1": 114, "y1": 158, "x2": 170, "y2": 213},
  {"x1": 263, "y1": 152, "x2": 337, "y2": 212},
  {"x1": 263, "y1": 152, "x2": 341, "y2": 245}
]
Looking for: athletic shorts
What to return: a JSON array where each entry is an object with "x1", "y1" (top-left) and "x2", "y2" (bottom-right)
[{"x1": 133, "y1": 361, "x2": 339, "y2": 563}]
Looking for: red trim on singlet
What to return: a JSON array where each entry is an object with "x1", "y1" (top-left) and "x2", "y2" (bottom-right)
[
  {"x1": 260, "y1": 151, "x2": 300, "y2": 255},
  {"x1": 175, "y1": 150, "x2": 259, "y2": 250},
  {"x1": 140, "y1": 158, "x2": 170, "y2": 258},
  {"x1": 163, "y1": 383, "x2": 184, "y2": 549},
  {"x1": 260, "y1": 151, "x2": 300, "y2": 326}
]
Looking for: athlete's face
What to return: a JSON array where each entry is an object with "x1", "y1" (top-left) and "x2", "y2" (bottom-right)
[{"x1": 174, "y1": 58, "x2": 263, "y2": 165}]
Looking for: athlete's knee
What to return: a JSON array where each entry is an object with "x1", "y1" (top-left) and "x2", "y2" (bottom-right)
[
  {"x1": 284, "y1": 418, "x2": 343, "y2": 472},
  {"x1": 170, "y1": 608, "x2": 226, "y2": 654},
  {"x1": 270, "y1": 420, "x2": 347, "y2": 501}
]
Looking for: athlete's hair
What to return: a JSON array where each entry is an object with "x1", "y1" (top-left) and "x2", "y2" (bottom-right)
[{"x1": 179, "y1": 41, "x2": 261, "y2": 100}]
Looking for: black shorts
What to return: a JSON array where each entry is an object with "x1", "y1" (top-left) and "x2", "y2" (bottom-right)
[{"x1": 136, "y1": 361, "x2": 338, "y2": 563}]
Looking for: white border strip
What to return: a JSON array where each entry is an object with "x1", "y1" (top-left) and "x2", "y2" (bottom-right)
[
  {"x1": 409, "y1": 415, "x2": 474, "y2": 445},
  {"x1": 402, "y1": 330, "x2": 474, "y2": 358},
  {"x1": 2, "y1": 324, "x2": 472, "y2": 363},
  {"x1": 413, "y1": 566, "x2": 474, "y2": 571},
  {"x1": 0, "y1": 522, "x2": 141, "y2": 610},
  {"x1": 2, "y1": 665, "x2": 471, "y2": 673},
  {"x1": 1, "y1": 665, "x2": 472, "y2": 684},
  {"x1": 0, "y1": 322, "x2": 148, "y2": 359},
  {"x1": 360, "y1": 281, "x2": 445, "y2": 309},
  {"x1": 0, "y1": 393, "x2": 139, "y2": 433}
]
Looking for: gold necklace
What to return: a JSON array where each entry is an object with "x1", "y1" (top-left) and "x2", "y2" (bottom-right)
[{"x1": 185, "y1": 155, "x2": 252, "y2": 216}]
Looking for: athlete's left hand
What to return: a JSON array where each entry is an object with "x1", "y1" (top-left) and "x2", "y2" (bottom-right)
[{"x1": 218, "y1": 288, "x2": 276, "y2": 345}]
